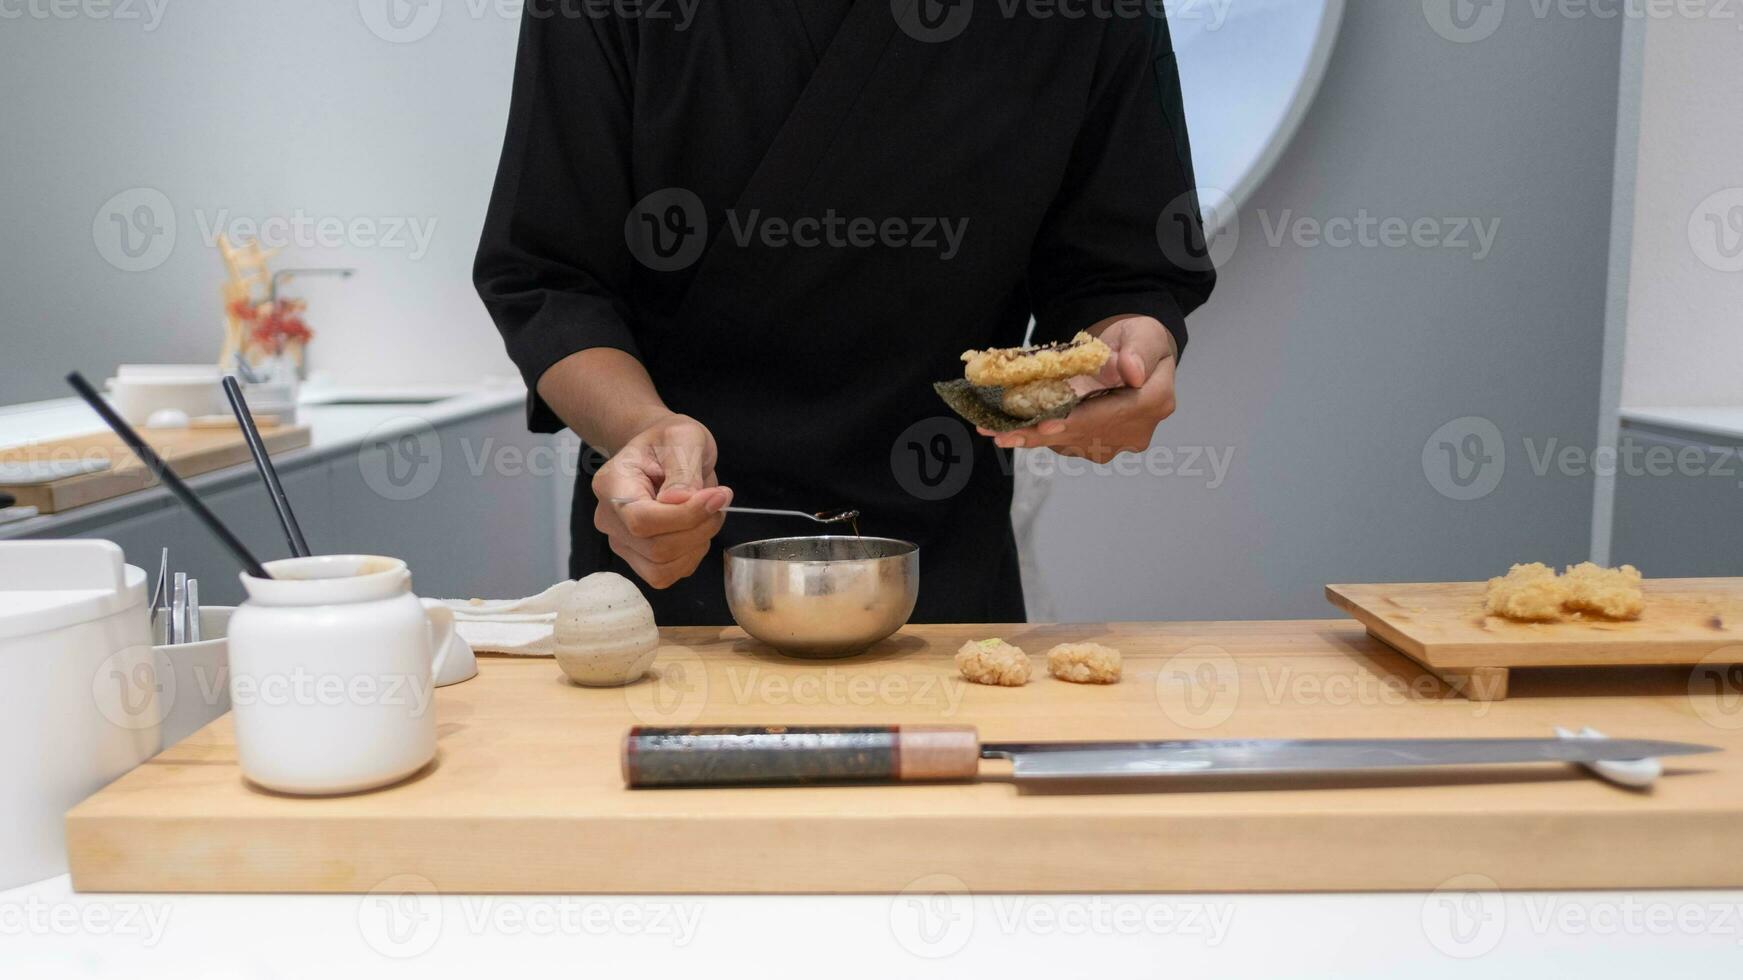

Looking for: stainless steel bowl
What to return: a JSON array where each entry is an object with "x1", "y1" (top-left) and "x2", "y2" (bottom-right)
[{"x1": 723, "y1": 536, "x2": 919, "y2": 659}]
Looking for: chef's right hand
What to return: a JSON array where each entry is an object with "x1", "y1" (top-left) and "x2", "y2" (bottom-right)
[{"x1": 592, "y1": 413, "x2": 733, "y2": 589}]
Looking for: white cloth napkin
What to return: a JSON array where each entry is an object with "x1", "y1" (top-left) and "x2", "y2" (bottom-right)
[{"x1": 441, "y1": 581, "x2": 580, "y2": 657}]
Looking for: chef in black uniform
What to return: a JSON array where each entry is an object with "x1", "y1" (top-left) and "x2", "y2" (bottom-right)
[{"x1": 474, "y1": 0, "x2": 1216, "y2": 625}]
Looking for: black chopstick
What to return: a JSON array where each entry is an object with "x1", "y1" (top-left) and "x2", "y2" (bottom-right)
[
  {"x1": 222, "y1": 375, "x2": 310, "y2": 557},
  {"x1": 65, "y1": 372, "x2": 271, "y2": 580}
]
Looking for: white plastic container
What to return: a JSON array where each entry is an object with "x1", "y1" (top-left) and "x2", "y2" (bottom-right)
[
  {"x1": 237, "y1": 379, "x2": 299, "y2": 426},
  {"x1": 153, "y1": 606, "x2": 234, "y2": 749},
  {"x1": 104, "y1": 364, "x2": 223, "y2": 426},
  {"x1": 0, "y1": 540, "x2": 162, "y2": 889}
]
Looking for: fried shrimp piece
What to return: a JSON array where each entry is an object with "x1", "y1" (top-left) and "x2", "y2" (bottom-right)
[
  {"x1": 1483, "y1": 562, "x2": 1567, "y2": 622},
  {"x1": 956, "y1": 639, "x2": 1032, "y2": 687},
  {"x1": 999, "y1": 379, "x2": 1077, "y2": 420},
  {"x1": 1045, "y1": 642, "x2": 1122, "y2": 684},
  {"x1": 1561, "y1": 561, "x2": 1646, "y2": 620},
  {"x1": 961, "y1": 331, "x2": 1112, "y2": 388}
]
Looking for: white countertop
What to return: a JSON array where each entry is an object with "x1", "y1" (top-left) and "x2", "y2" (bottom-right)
[
  {"x1": 1620, "y1": 406, "x2": 1743, "y2": 443},
  {"x1": 0, "y1": 382, "x2": 530, "y2": 539},
  {"x1": 2, "y1": 873, "x2": 1738, "y2": 977}
]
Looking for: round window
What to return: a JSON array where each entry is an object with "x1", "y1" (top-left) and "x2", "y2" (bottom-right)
[{"x1": 1173, "y1": 0, "x2": 1346, "y2": 230}]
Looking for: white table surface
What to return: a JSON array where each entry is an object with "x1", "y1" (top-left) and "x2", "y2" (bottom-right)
[{"x1": 3, "y1": 872, "x2": 1740, "y2": 977}]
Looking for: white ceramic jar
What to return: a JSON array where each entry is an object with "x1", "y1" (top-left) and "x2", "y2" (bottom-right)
[{"x1": 228, "y1": 555, "x2": 456, "y2": 796}]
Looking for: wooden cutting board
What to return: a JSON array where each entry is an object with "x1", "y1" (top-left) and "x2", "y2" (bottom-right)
[
  {"x1": 0, "y1": 424, "x2": 311, "y2": 513},
  {"x1": 1328, "y1": 580, "x2": 1743, "y2": 701},
  {"x1": 66, "y1": 621, "x2": 1743, "y2": 894}
]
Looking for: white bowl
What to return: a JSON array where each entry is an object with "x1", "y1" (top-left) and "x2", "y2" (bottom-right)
[{"x1": 106, "y1": 365, "x2": 223, "y2": 426}]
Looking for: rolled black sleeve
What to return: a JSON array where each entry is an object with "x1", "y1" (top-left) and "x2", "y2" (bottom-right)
[
  {"x1": 474, "y1": 9, "x2": 640, "y2": 433},
  {"x1": 1026, "y1": 13, "x2": 1217, "y2": 357}
]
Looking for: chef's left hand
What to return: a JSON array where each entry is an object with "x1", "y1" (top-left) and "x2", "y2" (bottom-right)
[{"x1": 979, "y1": 315, "x2": 1178, "y2": 463}]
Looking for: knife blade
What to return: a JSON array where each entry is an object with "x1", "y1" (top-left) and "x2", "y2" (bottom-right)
[
  {"x1": 621, "y1": 727, "x2": 1719, "y2": 789},
  {"x1": 987, "y1": 738, "x2": 1718, "y2": 780}
]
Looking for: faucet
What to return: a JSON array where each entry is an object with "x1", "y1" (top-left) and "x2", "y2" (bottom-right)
[{"x1": 268, "y1": 267, "x2": 356, "y2": 307}]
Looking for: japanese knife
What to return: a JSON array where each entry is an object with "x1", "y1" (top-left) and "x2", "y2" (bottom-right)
[{"x1": 621, "y1": 726, "x2": 1718, "y2": 788}]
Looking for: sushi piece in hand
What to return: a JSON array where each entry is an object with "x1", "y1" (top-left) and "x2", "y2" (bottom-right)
[{"x1": 934, "y1": 332, "x2": 1112, "y2": 432}]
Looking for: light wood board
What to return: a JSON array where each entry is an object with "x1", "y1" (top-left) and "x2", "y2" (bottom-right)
[
  {"x1": 0, "y1": 424, "x2": 311, "y2": 513},
  {"x1": 1328, "y1": 580, "x2": 1743, "y2": 700},
  {"x1": 67, "y1": 621, "x2": 1743, "y2": 894}
]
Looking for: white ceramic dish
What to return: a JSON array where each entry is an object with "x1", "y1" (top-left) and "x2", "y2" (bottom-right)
[{"x1": 434, "y1": 625, "x2": 477, "y2": 687}]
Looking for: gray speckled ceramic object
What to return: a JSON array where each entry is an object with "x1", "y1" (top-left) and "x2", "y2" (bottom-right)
[{"x1": 552, "y1": 572, "x2": 660, "y2": 687}]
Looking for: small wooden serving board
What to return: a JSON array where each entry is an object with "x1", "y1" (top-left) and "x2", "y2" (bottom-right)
[
  {"x1": 0, "y1": 424, "x2": 312, "y2": 513},
  {"x1": 66, "y1": 622, "x2": 1743, "y2": 894},
  {"x1": 1327, "y1": 579, "x2": 1743, "y2": 700}
]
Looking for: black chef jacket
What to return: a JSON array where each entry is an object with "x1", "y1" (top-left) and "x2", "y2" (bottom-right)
[{"x1": 474, "y1": 0, "x2": 1216, "y2": 625}]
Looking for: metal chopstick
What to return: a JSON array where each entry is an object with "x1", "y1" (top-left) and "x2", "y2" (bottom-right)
[{"x1": 222, "y1": 375, "x2": 310, "y2": 557}]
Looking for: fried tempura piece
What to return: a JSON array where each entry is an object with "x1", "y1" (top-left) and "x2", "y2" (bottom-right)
[
  {"x1": 1484, "y1": 562, "x2": 1567, "y2": 622},
  {"x1": 1045, "y1": 642, "x2": 1122, "y2": 684},
  {"x1": 1482, "y1": 561, "x2": 1650, "y2": 623},
  {"x1": 999, "y1": 379, "x2": 1077, "y2": 420},
  {"x1": 961, "y1": 331, "x2": 1112, "y2": 388},
  {"x1": 1561, "y1": 561, "x2": 1645, "y2": 620},
  {"x1": 956, "y1": 639, "x2": 1032, "y2": 687}
]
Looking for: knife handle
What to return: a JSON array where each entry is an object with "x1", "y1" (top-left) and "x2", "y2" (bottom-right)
[{"x1": 622, "y1": 726, "x2": 981, "y2": 788}]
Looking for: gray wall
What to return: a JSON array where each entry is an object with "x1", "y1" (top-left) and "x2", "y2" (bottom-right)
[
  {"x1": 1617, "y1": 11, "x2": 1743, "y2": 408},
  {"x1": 0, "y1": 0, "x2": 521, "y2": 405},
  {"x1": 1028, "y1": 1, "x2": 1623, "y2": 621}
]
